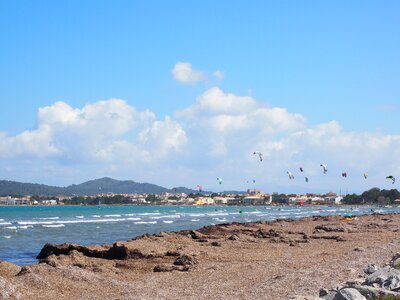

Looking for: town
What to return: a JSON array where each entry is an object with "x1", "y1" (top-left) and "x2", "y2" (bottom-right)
[{"x1": 0, "y1": 189, "x2": 345, "y2": 206}]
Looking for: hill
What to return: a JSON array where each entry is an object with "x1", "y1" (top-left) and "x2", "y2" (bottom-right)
[{"x1": 0, "y1": 177, "x2": 198, "y2": 196}]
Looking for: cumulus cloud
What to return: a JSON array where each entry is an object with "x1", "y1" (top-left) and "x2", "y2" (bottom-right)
[
  {"x1": 172, "y1": 62, "x2": 205, "y2": 84},
  {"x1": 0, "y1": 99, "x2": 186, "y2": 166},
  {"x1": 171, "y1": 62, "x2": 224, "y2": 85},
  {"x1": 1, "y1": 86, "x2": 399, "y2": 192}
]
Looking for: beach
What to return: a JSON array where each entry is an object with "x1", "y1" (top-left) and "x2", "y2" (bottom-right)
[{"x1": 1, "y1": 213, "x2": 400, "y2": 299}]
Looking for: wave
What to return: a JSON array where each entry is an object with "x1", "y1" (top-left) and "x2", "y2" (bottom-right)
[
  {"x1": 33, "y1": 217, "x2": 59, "y2": 220},
  {"x1": 3, "y1": 236, "x2": 11, "y2": 239},
  {"x1": 206, "y1": 213, "x2": 229, "y2": 217},
  {"x1": 91, "y1": 215, "x2": 101, "y2": 218},
  {"x1": 17, "y1": 218, "x2": 142, "y2": 225},
  {"x1": 213, "y1": 218, "x2": 227, "y2": 222},
  {"x1": 5, "y1": 226, "x2": 18, "y2": 230},
  {"x1": 75, "y1": 216, "x2": 84, "y2": 219},
  {"x1": 133, "y1": 221, "x2": 157, "y2": 225},
  {"x1": 190, "y1": 219, "x2": 200, "y2": 222},
  {"x1": 104, "y1": 214, "x2": 121, "y2": 217},
  {"x1": 0, "y1": 222, "x2": 12, "y2": 226},
  {"x1": 150, "y1": 215, "x2": 181, "y2": 219},
  {"x1": 18, "y1": 225, "x2": 33, "y2": 229},
  {"x1": 162, "y1": 220, "x2": 174, "y2": 224},
  {"x1": 138, "y1": 212, "x2": 160, "y2": 216},
  {"x1": 42, "y1": 224, "x2": 65, "y2": 228}
]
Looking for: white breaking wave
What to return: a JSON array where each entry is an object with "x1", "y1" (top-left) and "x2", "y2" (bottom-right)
[
  {"x1": 0, "y1": 222, "x2": 12, "y2": 226},
  {"x1": 18, "y1": 225, "x2": 33, "y2": 229},
  {"x1": 33, "y1": 217, "x2": 59, "y2": 220},
  {"x1": 206, "y1": 213, "x2": 229, "y2": 217},
  {"x1": 17, "y1": 218, "x2": 140, "y2": 225},
  {"x1": 150, "y1": 215, "x2": 181, "y2": 219},
  {"x1": 5, "y1": 226, "x2": 17, "y2": 230},
  {"x1": 162, "y1": 220, "x2": 174, "y2": 224},
  {"x1": 190, "y1": 219, "x2": 200, "y2": 222},
  {"x1": 133, "y1": 221, "x2": 157, "y2": 225},
  {"x1": 213, "y1": 218, "x2": 227, "y2": 222},
  {"x1": 75, "y1": 216, "x2": 84, "y2": 219},
  {"x1": 3, "y1": 236, "x2": 11, "y2": 239},
  {"x1": 42, "y1": 224, "x2": 65, "y2": 228},
  {"x1": 104, "y1": 214, "x2": 121, "y2": 217}
]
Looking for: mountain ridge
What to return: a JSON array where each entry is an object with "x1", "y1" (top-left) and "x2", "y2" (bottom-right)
[{"x1": 0, "y1": 177, "x2": 199, "y2": 196}]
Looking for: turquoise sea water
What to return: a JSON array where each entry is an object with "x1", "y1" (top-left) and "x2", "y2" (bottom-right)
[{"x1": 0, "y1": 205, "x2": 398, "y2": 266}]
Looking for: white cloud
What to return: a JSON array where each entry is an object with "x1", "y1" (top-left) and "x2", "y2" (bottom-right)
[
  {"x1": 0, "y1": 99, "x2": 185, "y2": 166},
  {"x1": 172, "y1": 62, "x2": 205, "y2": 84},
  {"x1": 1, "y1": 87, "x2": 400, "y2": 192}
]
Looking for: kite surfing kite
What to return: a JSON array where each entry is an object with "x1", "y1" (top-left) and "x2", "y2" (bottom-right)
[
  {"x1": 386, "y1": 176, "x2": 395, "y2": 184},
  {"x1": 320, "y1": 164, "x2": 328, "y2": 174},
  {"x1": 299, "y1": 166, "x2": 304, "y2": 172},
  {"x1": 253, "y1": 152, "x2": 263, "y2": 162},
  {"x1": 217, "y1": 177, "x2": 222, "y2": 185},
  {"x1": 305, "y1": 176, "x2": 309, "y2": 183},
  {"x1": 341, "y1": 172, "x2": 347, "y2": 178},
  {"x1": 287, "y1": 171, "x2": 295, "y2": 180},
  {"x1": 363, "y1": 173, "x2": 368, "y2": 179},
  {"x1": 197, "y1": 185, "x2": 203, "y2": 192}
]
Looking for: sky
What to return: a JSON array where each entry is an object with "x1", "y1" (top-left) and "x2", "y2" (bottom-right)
[{"x1": 0, "y1": 1, "x2": 399, "y2": 193}]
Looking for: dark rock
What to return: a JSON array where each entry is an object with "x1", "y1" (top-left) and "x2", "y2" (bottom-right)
[
  {"x1": 174, "y1": 255, "x2": 198, "y2": 267},
  {"x1": 332, "y1": 288, "x2": 366, "y2": 300},
  {"x1": 228, "y1": 234, "x2": 239, "y2": 241},
  {"x1": 319, "y1": 288, "x2": 329, "y2": 297},
  {"x1": 17, "y1": 266, "x2": 31, "y2": 276},
  {"x1": 153, "y1": 264, "x2": 179, "y2": 272},
  {"x1": 364, "y1": 264, "x2": 379, "y2": 275},
  {"x1": 315, "y1": 224, "x2": 346, "y2": 233},
  {"x1": 211, "y1": 241, "x2": 222, "y2": 247},
  {"x1": 165, "y1": 251, "x2": 181, "y2": 257},
  {"x1": 353, "y1": 247, "x2": 365, "y2": 252},
  {"x1": 196, "y1": 238, "x2": 208, "y2": 243}
]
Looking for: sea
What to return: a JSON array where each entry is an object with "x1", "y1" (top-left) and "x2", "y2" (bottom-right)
[{"x1": 0, "y1": 205, "x2": 399, "y2": 266}]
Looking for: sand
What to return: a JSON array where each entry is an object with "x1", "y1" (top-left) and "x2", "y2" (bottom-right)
[{"x1": 1, "y1": 213, "x2": 399, "y2": 300}]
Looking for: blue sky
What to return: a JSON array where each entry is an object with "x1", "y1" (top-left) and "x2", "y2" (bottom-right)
[{"x1": 0, "y1": 1, "x2": 399, "y2": 192}]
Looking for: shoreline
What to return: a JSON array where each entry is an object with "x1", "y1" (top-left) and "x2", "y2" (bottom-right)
[{"x1": 1, "y1": 213, "x2": 400, "y2": 299}]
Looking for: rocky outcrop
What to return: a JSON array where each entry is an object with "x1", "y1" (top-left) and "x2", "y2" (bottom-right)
[
  {"x1": 320, "y1": 254, "x2": 400, "y2": 299},
  {"x1": 37, "y1": 243, "x2": 154, "y2": 261}
]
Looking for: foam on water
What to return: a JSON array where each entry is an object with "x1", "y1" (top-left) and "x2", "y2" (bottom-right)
[
  {"x1": 150, "y1": 215, "x2": 181, "y2": 219},
  {"x1": 162, "y1": 220, "x2": 174, "y2": 224},
  {"x1": 134, "y1": 221, "x2": 157, "y2": 225},
  {"x1": 3, "y1": 236, "x2": 11, "y2": 239},
  {"x1": 18, "y1": 225, "x2": 33, "y2": 229},
  {"x1": 42, "y1": 224, "x2": 65, "y2": 228}
]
